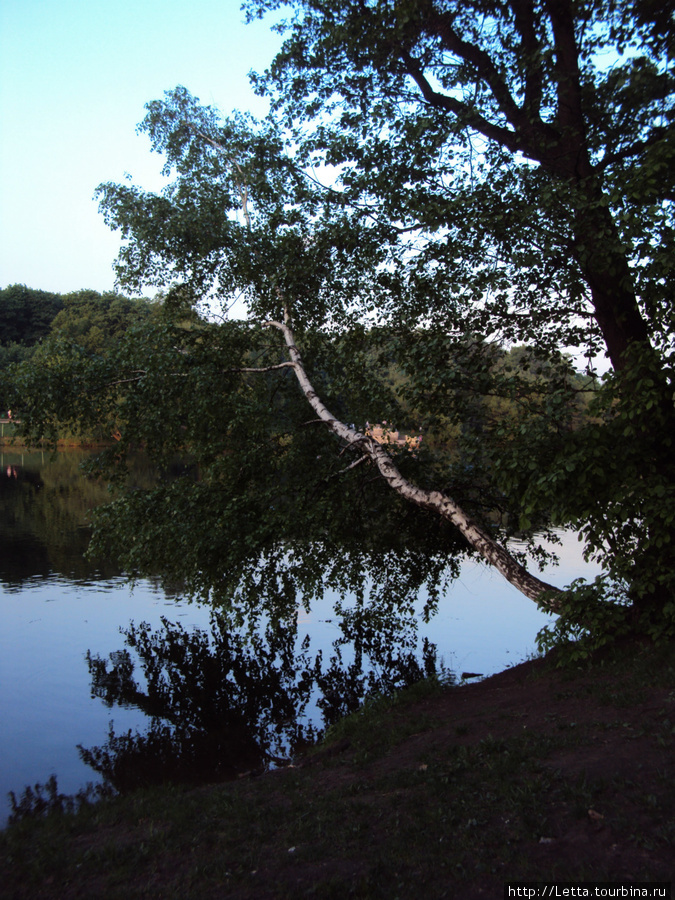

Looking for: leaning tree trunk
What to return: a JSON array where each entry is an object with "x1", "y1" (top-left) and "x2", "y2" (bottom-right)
[{"x1": 264, "y1": 310, "x2": 562, "y2": 612}]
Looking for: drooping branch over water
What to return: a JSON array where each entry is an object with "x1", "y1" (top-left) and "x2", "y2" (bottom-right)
[{"x1": 265, "y1": 307, "x2": 561, "y2": 610}]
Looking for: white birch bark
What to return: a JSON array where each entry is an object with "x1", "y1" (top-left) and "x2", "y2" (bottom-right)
[{"x1": 265, "y1": 312, "x2": 562, "y2": 612}]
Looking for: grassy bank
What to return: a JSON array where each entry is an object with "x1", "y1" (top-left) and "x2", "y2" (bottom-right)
[{"x1": 1, "y1": 639, "x2": 674, "y2": 898}]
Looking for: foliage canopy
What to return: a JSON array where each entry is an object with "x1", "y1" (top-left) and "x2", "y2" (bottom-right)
[{"x1": 14, "y1": 0, "x2": 675, "y2": 643}]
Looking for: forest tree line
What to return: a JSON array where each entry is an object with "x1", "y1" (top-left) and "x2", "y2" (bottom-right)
[
  {"x1": 0, "y1": 285, "x2": 156, "y2": 417},
  {"x1": 1, "y1": 283, "x2": 596, "y2": 447}
]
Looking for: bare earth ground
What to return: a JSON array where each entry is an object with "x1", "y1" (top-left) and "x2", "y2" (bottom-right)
[{"x1": 2, "y1": 641, "x2": 674, "y2": 898}]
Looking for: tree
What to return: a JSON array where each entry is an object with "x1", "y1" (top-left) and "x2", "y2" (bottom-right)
[
  {"x1": 47, "y1": 289, "x2": 157, "y2": 353},
  {"x1": 8, "y1": 289, "x2": 159, "y2": 443},
  {"x1": 0, "y1": 285, "x2": 63, "y2": 347},
  {"x1": 247, "y1": 0, "x2": 674, "y2": 369},
  {"x1": 16, "y1": 0, "x2": 675, "y2": 643},
  {"x1": 244, "y1": 0, "x2": 675, "y2": 634},
  {"x1": 0, "y1": 285, "x2": 64, "y2": 408}
]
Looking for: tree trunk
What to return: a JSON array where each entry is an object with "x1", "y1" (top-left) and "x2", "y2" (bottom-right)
[
  {"x1": 569, "y1": 185, "x2": 653, "y2": 373},
  {"x1": 265, "y1": 312, "x2": 562, "y2": 611}
]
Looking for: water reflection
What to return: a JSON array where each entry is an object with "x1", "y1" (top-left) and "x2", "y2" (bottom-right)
[
  {"x1": 80, "y1": 605, "x2": 448, "y2": 791},
  {"x1": 1, "y1": 450, "x2": 594, "y2": 822},
  {"x1": 82, "y1": 618, "x2": 302, "y2": 790},
  {"x1": 0, "y1": 449, "x2": 126, "y2": 585}
]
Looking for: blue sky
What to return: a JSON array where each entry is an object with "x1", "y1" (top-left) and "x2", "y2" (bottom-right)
[{"x1": 0, "y1": 0, "x2": 283, "y2": 294}]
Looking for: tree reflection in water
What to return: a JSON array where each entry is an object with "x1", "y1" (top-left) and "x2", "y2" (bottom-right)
[
  {"x1": 1, "y1": 450, "x2": 455, "y2": 799},
  {"x1": 81, "y1": 604, "x2": 450, "y2": 793}
]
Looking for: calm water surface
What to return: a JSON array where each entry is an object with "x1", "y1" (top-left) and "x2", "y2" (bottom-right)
[{"x1": 0, "y1": 449, "x2": 600, "y2": 824}]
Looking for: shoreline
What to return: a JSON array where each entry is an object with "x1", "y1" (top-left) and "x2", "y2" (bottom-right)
[{"x1": 2, "y1": 638, "x2": 673, "y2": 896}]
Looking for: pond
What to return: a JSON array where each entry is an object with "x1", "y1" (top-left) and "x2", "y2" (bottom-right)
[{"x1": 0, "y1": 449, "x2": 601, "y2": 824}]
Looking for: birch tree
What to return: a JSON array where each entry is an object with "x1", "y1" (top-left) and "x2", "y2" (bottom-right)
[{"x1": 15, "y1": 0, "x2": 675, "y2": 641}]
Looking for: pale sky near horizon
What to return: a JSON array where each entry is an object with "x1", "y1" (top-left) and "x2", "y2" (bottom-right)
[{"x1": 0, "y1": 0, "x2": 283, "y2": 295}]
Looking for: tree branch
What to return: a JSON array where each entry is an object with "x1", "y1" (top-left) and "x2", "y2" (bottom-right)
[
  {"x1": 263, "y1": 310, "x2": 561, "y2": 609},
  {"x1": 234, "y1": 363, "x2": 296, "y2": 374},
  {"x1": 597, "y1": 126, "x2": 669, "y2": 170},
  {"x1": 192, "y1": 128, "x2": 252, "y2": 229},
  {"x1": 424, "y1": 6, "x2": 523, "y2": 127},
  {"x1": 510, "y1": 0, "x2": 544, "y2": 121},
  {"x1": 105, "y1": 371, "x2": 147, "y2": 388},
  {"x1": 329, "y1": 454, "x2": 371, "y2": 478},
  {"x1": 399, "y1": 48, "x2": 523, "y2": 154},
  {"x1": 545, "y1": 0, "x2": 586, "y2": 143}
]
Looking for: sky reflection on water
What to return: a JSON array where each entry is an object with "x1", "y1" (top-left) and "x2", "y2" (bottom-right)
[{"x1": 0, "y1": 451, "x2": 600, "y2": 825}]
